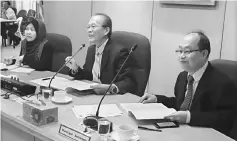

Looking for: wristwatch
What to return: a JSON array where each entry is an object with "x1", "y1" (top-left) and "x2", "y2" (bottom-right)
[
  {"x1": 71, "y1": 68, "x2": 78, "y2": 75},
  {"x1": 111, "y1": 84, "x2": 118, "y2": 94}
]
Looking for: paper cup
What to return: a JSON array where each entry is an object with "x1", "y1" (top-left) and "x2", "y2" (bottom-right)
[
  {"x1": 53, "y1": 90, "x2": 66, "y2": 101},
  {"x1": 117, "y1": 124, "x2": 136, "y2": 141}
]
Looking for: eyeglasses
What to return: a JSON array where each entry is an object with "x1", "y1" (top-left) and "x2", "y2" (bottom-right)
[
  {"x1": 175, "y1": 49, "x2": 202, "y2": 55},
  {"x1": 85, "y1": 25, "x2": 105, "y2": 30}
]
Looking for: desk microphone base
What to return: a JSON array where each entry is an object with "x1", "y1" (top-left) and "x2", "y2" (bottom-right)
[
  {"x1": 83, "y1": 116, "x2": 113, "y2": 132},
  {"x1": 83, "y1": 115, "x2": 101, "y2": 131}
]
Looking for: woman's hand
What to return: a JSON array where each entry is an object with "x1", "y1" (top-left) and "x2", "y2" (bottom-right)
[{"x1": 4, "y1": 56, "x2": 15, "y2": 65}]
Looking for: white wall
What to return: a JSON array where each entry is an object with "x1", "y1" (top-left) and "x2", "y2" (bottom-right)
[
  {"x1": 149, "y1": 1, "x2": 226, "y2": 96},
  {"x1": 44, "y1": 1, "x2": 91, "y2": 66},
  {"x1": 221, "y1": 1, "x2": 237, "y2": 60},
  {"x1": 44, "y1": 1, "x2": 237, "y2": 96},
  {"x1": 92, "y1": 1, "x2": 153, "y2": 40}
]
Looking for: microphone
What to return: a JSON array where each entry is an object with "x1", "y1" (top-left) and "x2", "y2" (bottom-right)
[
  {"x1": 83, "y1": 44, "x2": 138, "y2": 130},
  {"x1": 45, "y1": 44, "x2": 85, "y2": 88}
]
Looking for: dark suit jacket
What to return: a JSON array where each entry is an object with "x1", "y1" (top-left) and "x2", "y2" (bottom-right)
[
  {"x1": 156, "y1": 62, "x2": 237, "y2": 135},
  {"x1": 69, "y1": 39, "x2": 135, "y2": 94},
  {"x1": 21, "y1": 41, "x2": 53, "y2": 71}
]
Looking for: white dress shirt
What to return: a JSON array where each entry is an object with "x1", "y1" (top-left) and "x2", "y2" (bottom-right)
[
  {"x1": 92, "y1": 39, "x2": 108, "y2": 83},
  {"x1": 185, "y1": 61, "x2": 208, "y2": 123},
  {"x1": 5, "y1": 7, "x2": 16, "y2": 20}
]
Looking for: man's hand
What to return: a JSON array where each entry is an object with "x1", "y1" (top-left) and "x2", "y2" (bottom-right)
[
  {"x1": 138, "y1": 93, "x2": 157, "y2": 103},
  {"x1": 164, "y1": 111, "x2": 188, "y2": 124},
  {"x1": 90, "y1": 83, "x2": 110, "y2": 95},
  {"x1": 65, "y1": 56, "x2": 78, "y2": 71}
]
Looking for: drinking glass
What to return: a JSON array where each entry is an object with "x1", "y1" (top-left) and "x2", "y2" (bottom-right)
[{"x1": 97, "y1": 118, "x2": 111, "y2": 141}]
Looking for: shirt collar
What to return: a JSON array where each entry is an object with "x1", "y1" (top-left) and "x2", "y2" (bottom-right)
[
  {"x1": 189, "y1": 61, "x2": 208, "y2": 82},
  {"x1": 96, "y1": 39, "x2": 108, "y2": 56}
]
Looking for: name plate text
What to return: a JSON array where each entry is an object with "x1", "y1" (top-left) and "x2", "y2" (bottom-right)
[{"x1": 59, "y1": 124, "x2": 91, "y2": 141}]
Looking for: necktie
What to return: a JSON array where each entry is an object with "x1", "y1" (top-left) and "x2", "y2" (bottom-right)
[
  {"x1": 179, "y1": 75, "x2": 194, "y2": 111},
  {"x1": 92, "y1": 52, "x2": 101, "y2": 83}
]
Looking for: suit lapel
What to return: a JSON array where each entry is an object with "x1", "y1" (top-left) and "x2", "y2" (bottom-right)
[
  {"x1": 100, "y1": 39, "x2": 111, "y2": 73},
  {"x1": 177, "y1": 72, "x2": 188, "y2": 108},
  {"x1": 191, "y1": 62, "x2": 212, "y2": 109},
  {"x1": 88, "y1": 45, "x2": 96, "y2": 71}
]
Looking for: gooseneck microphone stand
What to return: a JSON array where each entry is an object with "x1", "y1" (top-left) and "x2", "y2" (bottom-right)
[{"x1": 83, "y1": 44, "x2": 137, "y2": 130}]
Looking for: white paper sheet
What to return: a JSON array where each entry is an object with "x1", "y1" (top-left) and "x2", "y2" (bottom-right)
[
  {"x1": 72, "y1": 104, "x2": 123, "y2": 118},
  {"x1": 120, "y1": 103, "x2": 176, "y2": 120},
  {"x1": 10, "y1": 67, "x2": 35, "y2": 73},
  {"x1": 31, "y1": 76, "x2": 92, "y2": 91}
]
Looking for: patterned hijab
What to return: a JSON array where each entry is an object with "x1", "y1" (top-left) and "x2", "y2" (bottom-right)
[{"x1": 21, "y1": 18, "x2": 48, "y2": 60}]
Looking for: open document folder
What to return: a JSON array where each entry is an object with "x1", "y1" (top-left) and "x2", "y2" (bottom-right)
[
  {"x1": 31, "y1": 76, "x2": 92, "y2": 91},
  {"x1": 120, "y1": 103, "x2": 176, "y2": 120}
]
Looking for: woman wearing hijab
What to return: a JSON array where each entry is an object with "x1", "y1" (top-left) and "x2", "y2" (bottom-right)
[{"x1": 18, "y1": 18, "x2": 53, "y2": 71}]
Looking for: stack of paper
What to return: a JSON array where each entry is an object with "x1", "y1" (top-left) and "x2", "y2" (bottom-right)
[
  {"x1": 72, "y1": 104, "x2": 122, "y2": 118},
  {"x1": 120, "y1": 103, "x2": 176, "y2": 120}
]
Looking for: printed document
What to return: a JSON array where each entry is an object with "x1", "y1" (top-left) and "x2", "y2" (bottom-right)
[
  {"x1": 120, "y1": 103, "x2": 176, "y2": 120},
  {"x1": 72, "y1": 104, "x2": 122, "y2": 118}
]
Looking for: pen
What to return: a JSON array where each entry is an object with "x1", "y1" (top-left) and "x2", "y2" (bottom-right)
[
  {"x1": 42, "y1": 77, "x2": 51, "y2": 81},
  {"x1": 138, "y1": 126, "x2": 162, "y2": 132}
]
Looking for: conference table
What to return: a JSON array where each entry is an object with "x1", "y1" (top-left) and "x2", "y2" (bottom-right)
[{"x1": 1, "y1": 70, "x2": 234, "y2": 141}]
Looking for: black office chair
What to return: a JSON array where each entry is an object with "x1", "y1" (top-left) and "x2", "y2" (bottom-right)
[
  {"x1": 11, "y1": 7, "x2": 17, "y2": 15},
  {"x1": 211, "y1": 59, "x2": 237, "y2": 140},
  {"x1": 17, "y1": 9, "x2": 27, "y2": 18},
  {"x1": 111, "y1": 31, "x2": 151, "y2": 97},
  {"x1": 46, "y1": 33, "x2": 72, "y2": 75}
]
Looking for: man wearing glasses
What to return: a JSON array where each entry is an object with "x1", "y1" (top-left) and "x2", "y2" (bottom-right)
[
  {"x1": 139, "y1": 31, "x2": 236, "y2": 136},
  {"x1": 65, "y1": 13, "x2": 135, "y2": 95}
]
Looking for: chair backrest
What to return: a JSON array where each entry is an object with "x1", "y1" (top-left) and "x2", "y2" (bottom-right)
[
  {"x1": 46, "y1": 33, "x2": 72, "y2": 74},
  {"x1": 17, "y1": 9, "x2": 27, "y2": 18},
  {"x1": 11, "y1": 7, "x2": 17, "y2": 15},
  {"x1": 210, "y1": 59, "x2": 237, "y2": 140},
  {"x1": 111, "y1": 31, "x2": 151, "y2": 96},
  {"x1": 211, "y1": 59, "x2": 237, "y2": 87},
  {"x1": 27, "y1": 9, "x2": 36, "y2": 18}
]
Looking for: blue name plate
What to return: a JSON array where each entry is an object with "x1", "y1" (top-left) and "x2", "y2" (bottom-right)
[{"x1": 59, "y1": 124, "x2": 91, "y2": 141}]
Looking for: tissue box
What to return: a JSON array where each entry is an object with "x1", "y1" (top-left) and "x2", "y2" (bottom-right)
[{"x1": 23, "y1": 101, "x2": 58, "y2": 126}]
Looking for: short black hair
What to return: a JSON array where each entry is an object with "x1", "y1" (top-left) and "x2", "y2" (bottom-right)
[
  {"x1": 94, "y1": 13, "x2": 112, "y2": 38},
  {"x1": 4, "y1": 1, "x2": 11, "y2": 6},
  {"x1": 187, "y1": 30, "x2": 211, "y2": 58}
]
